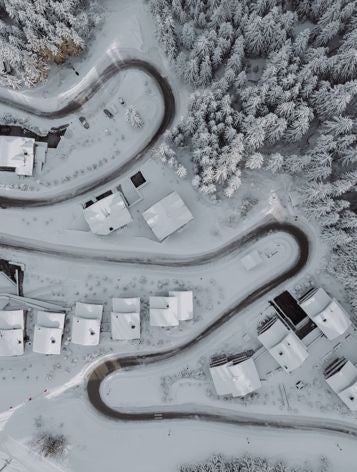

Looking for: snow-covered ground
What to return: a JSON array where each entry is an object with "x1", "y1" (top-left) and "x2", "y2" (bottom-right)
[{"x1": 0, "y1": 0, "x2": 356, "y2": 471}]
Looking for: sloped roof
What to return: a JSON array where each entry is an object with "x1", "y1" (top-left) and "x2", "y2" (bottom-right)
[
  {"x1": 326, "y1": 360, "x2": 357, "y2": 411},
  {"x1": 111, "y1": 312, "x2": 140, "y2": 340},
  {"x1": 71, "y1": 316, "x2": 101, "y2": 346},
  {"x1": 0, "y1": 136, "x2": 35, "y2": 176},
  {"x1": 0, "y1": 310, "x2": 24, "y2": 330},
  {"x1": 142, "y1": 192, "x2": 193, "y2": 241},
  {"x1": 0, "y1": 329, "x2": 23, "y2": 356},
  {"x1": 33, "y1": 326, "x2": 63, "y2": 355},
  {"x1": 210, "y1": 357, "x2": 261, "y2": 397},
  {"x1": 228, "y1": 358, "x2": 262, "y2": 397},
  {"x1": 112, "y1": 297, "x2": 140, "y2": 313},
  {"x1": 169, "y1": 291, "x2": 193, "y2": 321},
  {"x1": 36, "y1": 310, "x2": 65, "y2": 330},
  {"x1": 258, "y1": 318, "x2": 308, "y2": 373},
  {"x1": 83, "y1": 192, "x2": 132, "y2": 236},
  {"x1": 149, "y1": 296, "x2": 179, "y2": 327},
  {"x1": 300, "y1": 288, "x2": 351, "y2": 340},
  {"x1": 75, "y1": 302, "x2": 103, "y2": 319}
]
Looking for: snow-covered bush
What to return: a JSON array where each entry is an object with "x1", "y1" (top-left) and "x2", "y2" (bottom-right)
[{"x1": 125, "y1": 105, "x2": 144, "y2": 129}]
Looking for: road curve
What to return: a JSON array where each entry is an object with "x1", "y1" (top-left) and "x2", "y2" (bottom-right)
[
  {"x1": 0, "y1": 220, "x2": 305, "y2": 268},
  {"x1": 0, "y1": 58, "x2": 175, "y2": 208},
  {"x1": 85, "y1": 221, "x2": 357, "y2": 440}
]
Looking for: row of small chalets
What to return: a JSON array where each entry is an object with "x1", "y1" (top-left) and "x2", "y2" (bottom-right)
[{"x1": 0, "y1": 290, "x2": 193, "y2": 355}]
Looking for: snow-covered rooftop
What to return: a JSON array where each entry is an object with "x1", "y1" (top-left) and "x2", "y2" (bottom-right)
[
  {"x1": 71, "y1": 302, "x2": 103, "y2": 345},
  {"x1": 0, "y1": 310, "x2": 24, "y2": 330},
  {"x1": 33, "y1": 311, "x2": 65, "y2": 355},
  {"x1": 326, "y1": 360, "x2": 357, "y2": 411},
  {"x1": 209, "y1": 356, "x2": 261, "y2": 397},
  {"x1": 75, "y1": 302, "x2": 103, "y2": 319},
  {"x1": 0, "y1": 136, "x2": 35, "y2": 176},
  {"x1": 83, "y1": 191, "x2": 132, "y2": 236},
  {"x1": 300, "y1": 288, "x2": 351, "y2": 340},
  {"x1": 149, "y1": 296, "x2": 179, "y2": 327},
  {"x1": 33, "y1": 326, "x2": 63, "y2": 355},
  {"x1": 0, "y1": 329, "x2": 23, "y2": 356},
  {"x1": 111, "y1": 297, "x2": 140, "y2": 340},
  {"x1": 240, "y1": 250, "x2": 263, "y2": 271},
  {"x1": 36, "y1": 310, "x2": 65, "y2": 330},
  {"x1": 71, "y1": 316, "x2": 101, "y2": 346},
  {"x1": 168, "y1": 291, "x2": 193, "y2": 321},
  {"x1": 142, "y1": 191, "x2": 193, "y2": 241},
  {"x1": 111, "y1": 312, "x2": 140, "y2": 340},
  {"x1": 258, "y1": 318, "x2": 308, "y2": 373}
]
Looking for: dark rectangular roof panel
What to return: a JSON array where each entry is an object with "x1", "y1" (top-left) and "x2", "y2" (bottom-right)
[{"x1": 272, "y1": 290, "x2": 308, "y2": 326}]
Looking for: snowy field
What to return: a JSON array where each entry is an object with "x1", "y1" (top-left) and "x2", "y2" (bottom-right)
[{"x1": 0, "y1": 0, "x2": 356, "y2": 471}]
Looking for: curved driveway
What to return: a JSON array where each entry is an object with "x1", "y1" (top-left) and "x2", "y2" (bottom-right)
[{"x1": 0, "y1": 59, "x2": 175, "y2": 208}]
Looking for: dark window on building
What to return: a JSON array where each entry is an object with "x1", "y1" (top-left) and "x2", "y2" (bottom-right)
[{"x1": 96, "y1": 190, "x2": 113, "y2": 201}]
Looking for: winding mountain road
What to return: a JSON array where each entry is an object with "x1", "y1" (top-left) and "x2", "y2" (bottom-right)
[
  {"x1": 84, "y1": 221, "x2": 357, "y2": 440},
  {"x1": 1, "y1": 49, "x2": 355, "y2": 449},
  {"x1": 0, "y1": 58, "x2": 175, "y2": 208}
]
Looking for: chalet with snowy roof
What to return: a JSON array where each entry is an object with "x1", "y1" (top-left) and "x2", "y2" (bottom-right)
[
  {"x1": 325, "y1": 358, "x2": 357, "y2": 411},
  {"x1": 149, "y1": 296, "x2": 179, "y2": 327},
  {"x1": 0, "y1": 309, "x2": 24, "y2": 356},
  {"x1": 111, "y1": 297, "x2": 140, "y2": 340},
  {"x1": 142, "y1": 192, "x2": 193, "y2": 241},
  {"x1": 71, "y1": 302, "x2": 103, "y2": 346},
  {"x1": 209, "y1": 352, "x2": 261, "y2": 397},
  {"x1": 0, "y1": 136, "x2": 35, "y2": 176},
  {"x1": 33, "y1": 310, "x2": 65, "y2": 355},
  {"x1": 83, "y1": 189, "x2": 132, "y2": 236},
  {"x1": 168, "y1": 291, "x2": 193, "y2": 321},
  {"x1": 299, "y1": 288, "x2": 351, "y2": 340},
  {"x1": 257, "y1": 317, "x2": 309, "y2": 373}
]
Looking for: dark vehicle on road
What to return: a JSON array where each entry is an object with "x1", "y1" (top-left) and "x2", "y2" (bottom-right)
[
  {"x1": 118, "y1": 97, "x2": 125, "y2": 105},
  {"x1": 79, "y1": 116, "x2": 89, "y2": 129},
  {"x1": 103, "y1": 109, "x2": 114, "y2": 119}
]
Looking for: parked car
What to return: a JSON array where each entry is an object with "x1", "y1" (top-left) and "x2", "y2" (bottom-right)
[
  {"x1": 79, "y1": 116, "x2": 89, "y2": 129},
  {"x1": 118, "y1": 97, "x2": 125, "y2": 105},
  {"x1": 103, "y1": 108, "x2": 114, "y2": 119}
]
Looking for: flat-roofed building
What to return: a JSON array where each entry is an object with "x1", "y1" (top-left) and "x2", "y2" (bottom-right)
[
  {"x1": 0, "y1": 309, "x2": 24, "y2": 356},
  {"x1": 209, "y1": 353, "x2": 261, "y2": 397},
  {"x1": 33, "y1": 311, "x2": 65, "y2": 355},
  {"x1": 241, "y1": 250, "x2": 263, "y2": 271},
  {"x1": 149, "y1": 296, "x2": 179, "y2": 327},
  {"x1": 71, "y1": 302, "x2": 103, "y2": 346},
  {"x1": 299, "y1": 288, "x2": 351, "y2": 340},
  {"x1": 325, "y1": 358, "x2": 357, "y2": 411},
  {"x1": 83, "y1": 190, "x2": 132, "y2": 236},
  {"x1": 142, "y1": 192, "x2": 193, "y2": 241},
  {"x1": 168, "y1": 291, "x2": 193, "y2": 321},
  {"x1": 258, "y1": 317, "x2": 308, "y2": 373},
  {"x1": 111, "y1": 297, "x2": 140, "y2": 340},
  {"x1": 0, "y1": 136, "x2": 35, "y2": 176}
]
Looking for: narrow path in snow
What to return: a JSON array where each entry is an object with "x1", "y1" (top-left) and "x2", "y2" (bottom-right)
[{"x1": 0, "y1": 58, "x2": 175, "y2": 208}]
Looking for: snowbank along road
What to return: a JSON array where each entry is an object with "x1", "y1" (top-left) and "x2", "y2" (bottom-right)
[{"x1": 0, "y1": 58, "x2": 175, "y2": 208}]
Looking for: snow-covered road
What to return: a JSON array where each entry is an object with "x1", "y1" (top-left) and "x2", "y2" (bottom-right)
[{"x1": 0, "y1": 56, "x2": 174, "y2": 208}]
